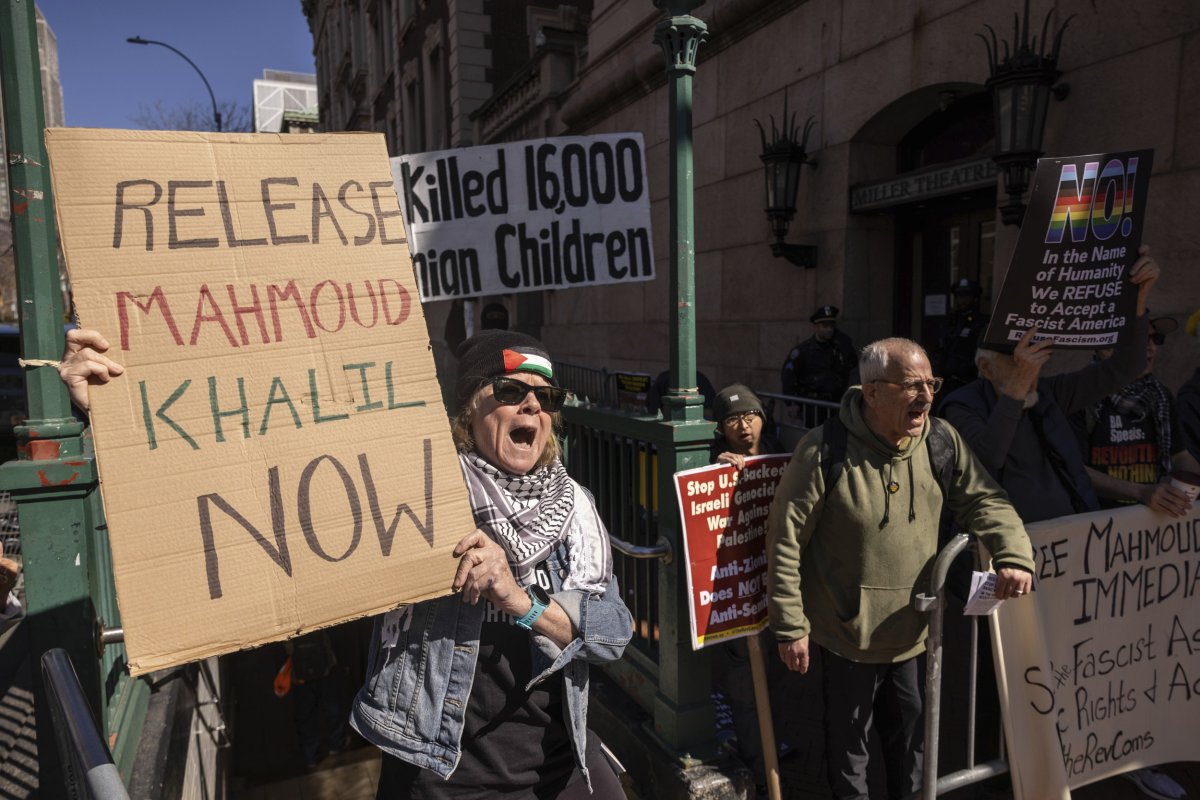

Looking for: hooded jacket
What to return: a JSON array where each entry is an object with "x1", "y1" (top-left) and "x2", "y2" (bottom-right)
[{"x1": 767, "y1": 387, "x2": 1034, "y2": 663}]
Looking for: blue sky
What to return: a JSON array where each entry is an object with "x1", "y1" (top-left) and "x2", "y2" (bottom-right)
[{"x1": 34, "y1": 0, "x2": 317, "y2": 129}]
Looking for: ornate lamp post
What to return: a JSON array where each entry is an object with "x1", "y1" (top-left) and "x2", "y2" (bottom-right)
[
  {"x1": 127, "y1": 36, "x2": 223, "y2": 131},
  {"x1": 757, "y1": 104, "x2": 817, "y2": 267},
  {"x1": 650, "y1": 0, "x2": 717, "y2": 759},
  {"x1": 978, "y1": 0, "x2": 1072, "y2": 225}
]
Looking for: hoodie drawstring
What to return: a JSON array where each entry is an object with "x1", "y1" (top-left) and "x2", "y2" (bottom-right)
[
  {"x1": 880, "y1": 460, "x2": 917, "y2": 527},
  {"x1": 907, "y1": 459, "x2": 916, "y2": 523},
  {"x1": 880, "y1": 465, "x2": 891, "y2": 529}
]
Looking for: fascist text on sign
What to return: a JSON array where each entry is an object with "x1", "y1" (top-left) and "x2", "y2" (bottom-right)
[
  {"x1": 46, "y1": 129, "x2": 477, "y2": 674},
  {"x1": 984, "y1": 149, "x2": 1154, "y2": 350},
  {"x1": 991, "y1": 504, "x2": 1200, "y2": 799},
  {"x1": 674, "y1": 455, "x2": 790, "y2": 649},
  {"x1": 391, "y1": 134, "x2": 655, "y2": 301}
]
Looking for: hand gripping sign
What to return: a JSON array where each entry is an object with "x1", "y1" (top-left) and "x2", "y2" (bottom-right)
[{"x1": 46, "y1": 129, "x2": 476, "y2": 674}]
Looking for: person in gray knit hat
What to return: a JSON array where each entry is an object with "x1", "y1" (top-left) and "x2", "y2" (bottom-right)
[{"x1": 711, "y1": 383, "x2": 783, "y2": 469}]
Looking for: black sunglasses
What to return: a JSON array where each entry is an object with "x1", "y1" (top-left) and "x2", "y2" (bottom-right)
[{"x1": 490, "y1": 376, "x2": 570, "y2": 412}]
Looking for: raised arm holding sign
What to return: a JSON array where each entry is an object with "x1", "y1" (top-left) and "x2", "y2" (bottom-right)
[{"x1": 984, "y1": 149, "x2": 1155, "y2": 350}]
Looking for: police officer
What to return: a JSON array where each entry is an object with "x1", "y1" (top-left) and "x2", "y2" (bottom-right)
[
  {"x1": 933, "y1": 279, "x2": 990, "y2": 398},
  {"x1": 780, "y1": 305, "x2": 857, "y2": 402}
]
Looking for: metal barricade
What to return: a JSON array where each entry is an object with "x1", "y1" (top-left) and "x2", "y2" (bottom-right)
[
  {"x1": 754, "y1": 390, "x2": 840, "y2": 449},
  {"x1": 914, "y1": 534, "x2": 1009, "y2": 799},
  {"x1": 40, "y1": 648, "x2": 130, "y2": 800}
]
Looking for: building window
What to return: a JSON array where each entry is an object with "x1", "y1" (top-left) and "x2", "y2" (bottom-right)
[
  {"x1": 402, "y1": 76, "x2": 422, "y2": 153},
  {"x1": 424, "y1": 42, "x2": 445, "y2": 150}
]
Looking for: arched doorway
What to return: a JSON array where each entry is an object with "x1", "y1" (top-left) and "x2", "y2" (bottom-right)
[{"x1": 847, "y1": 84, "x2": 997, "y2": 351}]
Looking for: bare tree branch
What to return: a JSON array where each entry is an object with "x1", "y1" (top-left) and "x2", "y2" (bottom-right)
[{"x1": 129, "y1": 99, "x2": 253, "y2": 132}]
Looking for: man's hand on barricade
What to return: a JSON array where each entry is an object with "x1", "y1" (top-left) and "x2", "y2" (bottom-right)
[
  {"x1": 1139, "y1": 482, "x2": 1193, "y2": 518},
  {"x1": 778, "y1": 636, "x2": 810, "y2": 674},
  {"x1": 1129, "y1": 244, "x2": 1159, "y2": 316},
  {"x1": 59, "y1": 329, "x2": 124, "y2": 412},
  {"x1": 995, "y1": 567, "x2": 1032, "y2": 600},
  {"x1": 715, "y1": 452, "x2": 746, "y2": 470},
  {"x1": 997, "y1": 327, "x2": 1052, "y2": 400}
]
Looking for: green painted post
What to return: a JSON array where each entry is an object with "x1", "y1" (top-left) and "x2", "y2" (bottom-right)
[
  {"x1": 0, "y1": 1, "x2": 142, "y2": 792},
  {"x1": 650, "y1": 0, "x2": 716, "y2": 759}
]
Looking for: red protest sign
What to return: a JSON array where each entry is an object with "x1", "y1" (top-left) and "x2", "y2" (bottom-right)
[{"x1": 673, "y1": 455, "x2": 790, "y2": 650}]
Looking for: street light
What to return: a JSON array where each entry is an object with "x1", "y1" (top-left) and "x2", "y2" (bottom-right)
[
  {"x1": 126, "y1": 35, "x2": 222, "y2": 132},
  {"x1": 755, "y1": 100, "x2": 818, "y2": 268},
  {"x1": 977, "y1": 1, "x2": 1072, "y2": 225}
]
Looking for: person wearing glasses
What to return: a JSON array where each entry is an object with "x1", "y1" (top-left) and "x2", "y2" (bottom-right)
[
  {"x1": 57, "y1": 328, "x2": 633, "y2": 798},
  {"x1": 711, "y1": 384, "x2": 782, "y2": 469},
  {"x1": 941, "y1": 246, "x2": 1160, "y2": 526},
  {"x1": 708, "y1": 384, "x2": 788, "y2": 792},
  {"x1": 767, "y1": 337, "x2": 1033, "y2": 800},
  {"x1": 942, "y1": 252, "x2": 1190, "y2": 800},
  {"x1": 1072, "y1": 315, "x2": 1199, "y2": 519},
  {"x1": 354, "y1": 329, "x2": 633, "y2": 798}
]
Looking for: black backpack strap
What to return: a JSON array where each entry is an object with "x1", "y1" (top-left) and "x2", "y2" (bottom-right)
[
  {"x1": 925, "y1": 417, "x2": 957, "y2": 498},
  {"x1": 820, "y1": 415, "x2": 848, "y2": 492}
]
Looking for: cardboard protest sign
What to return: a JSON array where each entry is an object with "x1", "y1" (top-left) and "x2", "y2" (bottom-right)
[
  {"x1": 673, "y1": 455, "x2": 790, "y2": 649},
  {"x1": 46, "y1": 129, "x2": 477, "y2": 674},
  {"x1": 984, "y1": 149, "x2": 1153, "y2": 350},
  {"x1": 991, "y1": 504, "x2": 1200, "y2": 799},
  {"x1": 391, "y1": 134, "x2": 655, "y2": 301}
]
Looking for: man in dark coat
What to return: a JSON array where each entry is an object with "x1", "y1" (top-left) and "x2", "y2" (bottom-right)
[
  {"x1": 780, "y1": 305, "x2": 857, "y2": 402},
  {"x1": 933, "y1": 278, "x2": 990, "y2": 398}
]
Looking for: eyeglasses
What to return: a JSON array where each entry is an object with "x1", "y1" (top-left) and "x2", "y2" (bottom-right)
[
  {"x1": 872, "y1": 377, "x2": 944, "y2": 396},
  {"x1": 490, "y1": 376, "x2": 570, "y2": 412},
  {"x1": 1150, "y1": 333, "x2": 1165, "y2": 346},
  {"x1": 722, "y1": 412, "x2": 762, "y2": 428}
]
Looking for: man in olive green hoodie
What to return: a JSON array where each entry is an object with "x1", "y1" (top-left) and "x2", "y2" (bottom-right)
[{"x1": 766, "y1": 337, "x2": 1034, "y2": 800}]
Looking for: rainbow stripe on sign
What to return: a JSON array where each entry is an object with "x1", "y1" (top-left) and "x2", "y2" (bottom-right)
[
  {"x1": 1044, "y1": 157, "x2": 1140, "y2": 244},
  {"x1": 502, "y1": 349, "x2": 553, "y2": 379}
]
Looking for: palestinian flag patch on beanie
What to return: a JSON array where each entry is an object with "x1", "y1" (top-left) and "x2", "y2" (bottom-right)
[{"x1": 503, "y1": 348, "x2": 554, "y2": 379}]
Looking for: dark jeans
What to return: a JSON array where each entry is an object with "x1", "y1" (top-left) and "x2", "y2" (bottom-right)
[
  {"x1": 293, "y1": 673, "x2": 347, "y2": 765},
  {"x1": 821, "y1": 647, "x2": 925, "y2": 800}
]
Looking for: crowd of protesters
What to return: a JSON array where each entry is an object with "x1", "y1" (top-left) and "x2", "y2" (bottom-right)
[{"x1": 52, "y1": 240, "x2": 1199, "y2": 800}]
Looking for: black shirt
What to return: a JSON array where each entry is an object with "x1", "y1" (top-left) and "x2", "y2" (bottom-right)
[{"x1": 378, "y1": 564, "x2": 577, "y2": 799}]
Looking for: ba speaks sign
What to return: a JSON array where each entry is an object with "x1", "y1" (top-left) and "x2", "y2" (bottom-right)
[
  {"x1": 391, "y1": 134, "x2": 655, "y2": 301},
  {"x1": 46, "y1": 129, "x2": 476, "y2": 674},
  {"x1": 992, "y1": 504, "x2": 1200, "y2": 799}
]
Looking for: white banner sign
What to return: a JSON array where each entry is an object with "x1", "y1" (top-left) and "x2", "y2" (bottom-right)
[
  {"x1": 992, "y1": 504, "x2": 1200, "y2": 799},
  {"x1": 391, "y1": 134, "x2": 656, "y2": 302}
]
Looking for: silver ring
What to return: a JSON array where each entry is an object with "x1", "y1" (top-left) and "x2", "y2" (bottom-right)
[{"x1": 1014, "y1": 590, "x2": 1024, "y2": 596}]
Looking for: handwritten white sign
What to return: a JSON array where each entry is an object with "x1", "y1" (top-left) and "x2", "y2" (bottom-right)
[{"x1": 992, "y1": 504, "x2": 1200, "y2": 799}]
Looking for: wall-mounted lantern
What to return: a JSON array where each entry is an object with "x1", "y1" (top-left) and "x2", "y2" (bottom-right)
[
  {"x1": 978, "y1": 0, "x2": 1073, "y2": 225},
  {"x1": 756, "y1": 102, "x2": 818, "y2": 268}
]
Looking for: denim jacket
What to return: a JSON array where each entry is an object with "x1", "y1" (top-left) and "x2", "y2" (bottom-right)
[{"x1": 350, "y1": 541, "x2": 633, "y2": 787}]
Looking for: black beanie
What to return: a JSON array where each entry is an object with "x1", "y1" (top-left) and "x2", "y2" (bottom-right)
[
  {"x1": 454, "y1": 330, "x2": 556, "y2": 411},
  {"x1": 713, "y1": 383, "x2": 764, "y2": 422}
]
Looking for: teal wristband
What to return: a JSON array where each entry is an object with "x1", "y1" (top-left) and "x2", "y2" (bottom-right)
[{"x1": 514, "y1": 584, "x2": 550, "y2": 630}]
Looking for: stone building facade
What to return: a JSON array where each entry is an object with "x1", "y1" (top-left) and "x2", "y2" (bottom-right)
[
  {"x1": 541, "y1": 0, "x2": 1200, "y2": 394},
  {"x1": 305, "y1": 0, "x2": 1199, "y2": 394},
  {"x1": 302, "y1": 0, "x2": 593, "y2": 353}
]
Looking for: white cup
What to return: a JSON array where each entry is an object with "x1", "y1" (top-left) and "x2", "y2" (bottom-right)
[{"x1": 1169, "y1": 471, "x2": 1200, "y2": 504}]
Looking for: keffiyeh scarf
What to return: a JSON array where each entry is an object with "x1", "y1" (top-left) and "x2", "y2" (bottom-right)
[{"x1": 459, "y1": 453, "x2": 612, "y2": 593}]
